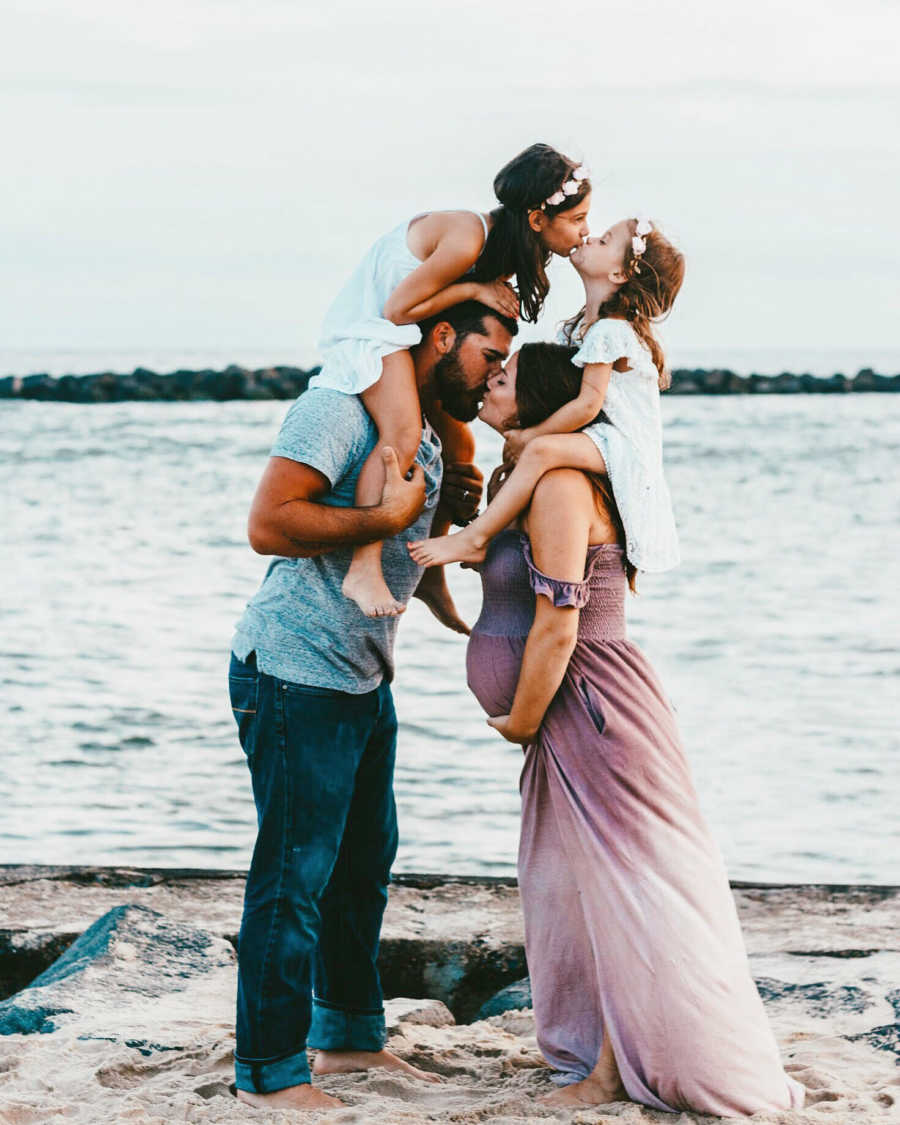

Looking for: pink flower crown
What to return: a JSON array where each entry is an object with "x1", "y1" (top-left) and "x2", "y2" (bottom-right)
[{"x1": 538, "y1": 164, "x2": 590, "y2": 210}]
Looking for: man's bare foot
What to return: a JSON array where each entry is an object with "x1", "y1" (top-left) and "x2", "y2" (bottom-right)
[
  {"x1": 313, "y1": 1047, "x2": 442, "y2": 1084},
  {"x1": 407, "y1": 527, "x2": 487, "y2": 568},
  {"x1": 539, "y1": 1073, "x2": 628, "y2": 1108},
  {"x1": 342, "y1": 569, "x2": 406, "y2": 618},
  {"x1": 412, "y1": 566, "x2": 469, "y2": 635},
  {"x1": 236, "y1": 1083, "x2": 345, "y2": 1111}
]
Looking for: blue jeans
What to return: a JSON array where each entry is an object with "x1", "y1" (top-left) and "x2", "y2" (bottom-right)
[{"x1": 228, "y1": 651, "x2": 399, "y2": 1094}]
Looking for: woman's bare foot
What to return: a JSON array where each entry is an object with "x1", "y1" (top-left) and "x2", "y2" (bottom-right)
[
  {"x1": 412, "y1": 566, "x2": 469, "y2": 635},
  {"x1": 342, "y1": 568, "x2": 406, "y2": 618},
  {"x1": 236, "y1": 1083, "x2": 345, "y2": 1110},
  {"x1": 313, "y1": 1047, "x2": 442, "y2": 1083},
  {"x1": 539, "y1": 1073, "x2": 628, "y2": 1108},
  {"x1": 408, "y1": 526, "x2": 487, "y2": 568}
]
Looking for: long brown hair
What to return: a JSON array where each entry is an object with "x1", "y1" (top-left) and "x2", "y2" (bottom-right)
[
  {"x1": 561, "y1": 222, "x2": 685, "y2": 389},
  {"x1": 471, "y1": 143, "x2": 591, "y2": 324},
  {"x1": 489, "y1": 341, "x2": 637, "y2": 592}
]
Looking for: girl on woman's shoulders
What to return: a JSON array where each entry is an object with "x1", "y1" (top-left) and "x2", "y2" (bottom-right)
[{"x1": 410, "y1": 217, "x2": 685, "y2": 578}]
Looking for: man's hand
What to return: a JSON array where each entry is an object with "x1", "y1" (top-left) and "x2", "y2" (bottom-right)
[
  {"x1": 247, "y1": 447, "x2": 425, "y2": 558},
  {"x1": 487, "y1": 714, "x2": 537, "y2": 747},
  {"x1": 439, "y1": 461, "x2": 484, "y2": 526},
  {"x1": 379, "y1": 446, "x2": 427, "y2": 533},
  {"x1": 501, "y1": 428, "x2": 534, "y2": 465}
]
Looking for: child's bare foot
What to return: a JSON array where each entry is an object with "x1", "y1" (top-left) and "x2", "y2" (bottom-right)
[
  {"x1": 313, "y1": 1047, "x2": 442, "y2": 1083},
  {"x1": 539, "y1": 1073, "x2": 628, "y2": 1108},
  {"x1": 236, "y1": 1082, "x2": 345, "y2": 1110},
  {"x1": 408, "y1": 526, "x2": 487, "y2": 568},
  {"x1": 413, "y1": 566, "x2": 469, "y2": 635},
  {"x1": 342, "y1": 568, "x2": 405, "y2": 618}
]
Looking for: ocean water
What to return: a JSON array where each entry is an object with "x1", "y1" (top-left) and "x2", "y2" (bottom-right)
[{"x1": 2, "y1": 391, "x2": 898, "y2": 883}]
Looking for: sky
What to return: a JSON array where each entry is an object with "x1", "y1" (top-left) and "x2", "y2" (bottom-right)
[{"x1": 2, "y1": 0, "x2": 899, "y2": 366}]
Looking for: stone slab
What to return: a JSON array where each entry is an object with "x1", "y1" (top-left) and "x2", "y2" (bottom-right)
[{"x1": 1, "y1": 867, "x2": 898, "y2": 1022}]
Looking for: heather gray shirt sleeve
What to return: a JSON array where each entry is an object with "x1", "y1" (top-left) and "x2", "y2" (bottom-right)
[{"x1": 270, "y1": 388, "x2": 370, "y2": 489}]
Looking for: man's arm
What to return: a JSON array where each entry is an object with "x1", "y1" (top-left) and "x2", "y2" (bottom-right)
[{"x1": 247, "y1": 446, "x2": 426, "y2": 558}]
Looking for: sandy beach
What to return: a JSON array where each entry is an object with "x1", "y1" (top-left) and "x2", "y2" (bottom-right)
[
  {"x1": 1, "y1": 1000, "x2": 898, "y2": 1124},
  {"x1": 1, "y1": 869, "x2": 898, "y2": 1123}
]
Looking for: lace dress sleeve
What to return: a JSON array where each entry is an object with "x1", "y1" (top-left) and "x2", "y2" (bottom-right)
[
  {"x1": 521, "y1": 538, "x2": 591, "y2": 609},
  {"x1": 571, "y1": 318, "x2": 637, "y2": 368}
]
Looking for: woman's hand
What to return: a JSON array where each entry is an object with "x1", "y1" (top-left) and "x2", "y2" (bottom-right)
[
  {"x1": 474, "y1": 280, "x2": 519, "y2": 321},
  {"x1": 502, "y1": 427, "x2": 535, "y2": 464},
  {"x1": 487, "y1": 714, "x2": 537, "y2": 747}
]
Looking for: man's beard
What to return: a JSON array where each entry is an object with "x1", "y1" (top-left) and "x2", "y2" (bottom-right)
[{"x1": 432, "y1": 347, "x2": 485, "y2": 422}]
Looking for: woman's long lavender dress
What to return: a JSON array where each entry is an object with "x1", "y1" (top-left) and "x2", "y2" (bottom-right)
[{"x1": 466, "y1": 530, "x2": 804, "y2": 1116}]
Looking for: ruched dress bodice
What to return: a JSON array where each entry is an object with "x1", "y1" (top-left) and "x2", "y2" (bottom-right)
[
  {"x1": 470, "y1": 529, "x2": 626, "y2": 642},
  {"x1": 466, "y1": 529, "x2": 638, "y2": 724},
  {"x1": 464, "y1": 527, "x2": 805, "y2": 1117}
]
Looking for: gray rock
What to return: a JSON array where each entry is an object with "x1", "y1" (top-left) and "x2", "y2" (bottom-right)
[
  {"x1": 850, "y1": 1023, "x2": 900, "y2": 1054},
  {"x1": 378, "y1": 934, "x2": 527, "y2": 1023},
  {"x1": 0, "y1": 904, "x2": 235, "y2": 1048},
  {"x1": 749, "y1": 951, "x2": 900, "y2": 1053},
  {"x1": 3, "y1": 867, "x2": 900, "y2": 1032},
  {"x1": 384, "y1": 997, "x2": 455, "y2": 1033},
  {"x1": 754, "y1": 977, "x2": 871, "y2": 1017},
  {"x1": 476, "y1": 977, "x2": 532, "y2": 1020}
]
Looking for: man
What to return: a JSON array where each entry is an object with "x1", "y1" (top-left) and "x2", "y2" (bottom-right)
[{"x1": 228, "y1": 301, "x2": 517, "y2": 1110}]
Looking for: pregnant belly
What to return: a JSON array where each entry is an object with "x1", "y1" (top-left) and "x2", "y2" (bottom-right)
[{"x1": 465, "y1": 631, "x2": 526, "y2": 717}]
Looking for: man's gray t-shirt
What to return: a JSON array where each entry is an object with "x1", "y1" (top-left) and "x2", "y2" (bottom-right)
[{"x1": 231, "y1": 388, "x2": 443, "y2": 693}]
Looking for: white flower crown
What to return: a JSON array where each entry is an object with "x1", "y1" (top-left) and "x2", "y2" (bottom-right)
[
  {"x1": 630, "y1": 218, "x2": 653, "y2": 271},
  {"x1": 538, "y1": 164, "x2": 590, "y2": 210}
]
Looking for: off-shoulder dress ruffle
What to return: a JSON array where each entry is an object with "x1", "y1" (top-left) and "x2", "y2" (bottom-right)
[{"x1": 521, "y1": 538, "x2": 593, "y2": 608}]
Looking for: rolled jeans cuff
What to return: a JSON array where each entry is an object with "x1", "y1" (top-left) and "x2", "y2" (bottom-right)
[
  {"x1": 307, "y1": 997, "x2": 387, "y2": 1051},
  {"x1": 234, "y1": 1046, "x2": 311, "y2": 1094}
]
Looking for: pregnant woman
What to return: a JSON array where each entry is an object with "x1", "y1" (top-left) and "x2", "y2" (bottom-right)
[{"x1": 465, "y1": 343, "x2": 805, "y2": 1115}]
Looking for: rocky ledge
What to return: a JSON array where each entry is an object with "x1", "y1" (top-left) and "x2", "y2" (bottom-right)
[
  {"x1": 1, "y1": 365, "x2": 898, "y2": 403},
  {"x1": 0, "y1": 867, "x2": 898, "y2": 1123}
]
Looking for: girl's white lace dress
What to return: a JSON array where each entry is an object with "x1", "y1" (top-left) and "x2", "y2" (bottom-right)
[{"x1": 560, "y1": 317, "x2": 680, "y2": 572}]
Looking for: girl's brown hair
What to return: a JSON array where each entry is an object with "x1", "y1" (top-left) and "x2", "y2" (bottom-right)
[
  {"x1": 561, "y1": 222, "x2": 685, "y2": 389},
  {"x1": 489, "y1": 341, "x2": 637, "y2": 591},
  {"x1": 472, "y1": 143, "x2": 591, "y2": 324}
]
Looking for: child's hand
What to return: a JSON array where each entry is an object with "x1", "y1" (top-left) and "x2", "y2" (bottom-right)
[
  {"x1": 502, "y1": 427, "x2": 533, "y2": 464},
  {"x1": 475, "y1": 280, "x2": 519, "y2": 320}
]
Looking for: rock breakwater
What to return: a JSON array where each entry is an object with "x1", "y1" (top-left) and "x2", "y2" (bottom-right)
[{"x1": 2, "y1": 365, "x2": 898, "y2": 402}]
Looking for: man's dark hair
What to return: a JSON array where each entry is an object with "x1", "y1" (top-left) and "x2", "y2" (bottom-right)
[{"x1": 418, "y1": 300, "x2": 518, "y2": 345}]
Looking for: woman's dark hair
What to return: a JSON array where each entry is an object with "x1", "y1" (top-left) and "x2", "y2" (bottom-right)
[
  {"x1": 492, "y1": 341, "x2": 637, "y2": 591},
  {"x1": 561, "y1": 222, "x2": 685, "y2": 388},
  {"x1": 471, "y1": 143, "x2": 591, "y2": 324}
]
